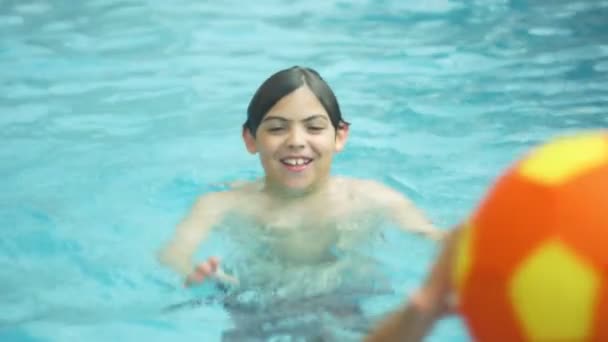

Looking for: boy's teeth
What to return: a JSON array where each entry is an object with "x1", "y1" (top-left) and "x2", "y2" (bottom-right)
[{"x1": 283, "y1": 158, "x2": 307, "y2": 165}]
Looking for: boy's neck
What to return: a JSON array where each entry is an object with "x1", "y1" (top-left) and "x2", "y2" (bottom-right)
[{"x1": 262, "y1": 176, "x2": 332, "y2": 201}]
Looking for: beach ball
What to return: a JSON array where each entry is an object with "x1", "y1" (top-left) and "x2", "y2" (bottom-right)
[{"x1": 453, "y1": 131, "x2": 608, "y2": 342}]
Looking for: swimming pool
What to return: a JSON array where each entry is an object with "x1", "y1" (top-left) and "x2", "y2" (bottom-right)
[{"x1": 2, "y1": 0, "x2": 607, "y2": 340}]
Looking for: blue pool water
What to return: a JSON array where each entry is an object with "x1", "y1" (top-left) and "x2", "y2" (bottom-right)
[{"x1": 2, "y1": 0, "x2": 607, "y2": 341}]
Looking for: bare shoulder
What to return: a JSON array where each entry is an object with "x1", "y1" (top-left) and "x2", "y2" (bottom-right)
[
  {"x1": 191, "y1": 189, "x2": 238, "y2": 215},
  {"x1": 197, "y1": 179, "x2": 260, "y2": 204},
  {"x1": 328, "y1": 177, "x2": 411, "y2": 217},
  {"x1": 194, "y1": 181, "x2": 267, "y2": 217},
  {"x1": 339, "y1": 177, "x2": 403, "y2": 203},
  {"x1": 232, "y1": 179, "x2": 265, "y2": 192}
]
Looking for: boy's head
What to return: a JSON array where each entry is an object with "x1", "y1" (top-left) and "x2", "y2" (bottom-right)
[
  {"x1": 244, "y1": 66, "x2": 348, "y2": 137},
  {"x1": 242, "y1": 66, "x2": 349, "y2": 194}
]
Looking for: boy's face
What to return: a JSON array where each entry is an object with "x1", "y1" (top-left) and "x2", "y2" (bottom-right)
[{"x1": 243, "y1": 85, "x2": 348, "y2": 194}]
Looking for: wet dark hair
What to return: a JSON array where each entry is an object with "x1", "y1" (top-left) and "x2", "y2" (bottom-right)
[{"x1": 244, "y1": 66, "x2": 349, "y2": 136}]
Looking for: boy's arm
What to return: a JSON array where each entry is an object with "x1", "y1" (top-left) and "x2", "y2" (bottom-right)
[
  {"x1": 157, "y1": 192, "x2": 227, "y2": 280},
  {"x1": 370, "y1": 181, "x2": 445, "y2": 240},
  {"x1": 363, "y1": 302, "x2": 435, "y2": 342},
  {"x1": 365, "y1": 228, "x2": 461, "y2": 341},
  {"x1": 389, "y1": 194, "x2": 445, "y2": 240}
]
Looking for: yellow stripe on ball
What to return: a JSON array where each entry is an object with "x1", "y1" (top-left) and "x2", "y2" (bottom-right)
[
  {"x1": 454, "y1": 223, "x2": 474, "y2": 294},
  {"x1": 518, "y1": 133, "x2": 608, "y2": 185},
  {"x1": 509, "y1": 239, "x2": 600, "y2": 341}
]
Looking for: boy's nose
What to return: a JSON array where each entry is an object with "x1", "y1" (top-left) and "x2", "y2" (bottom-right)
[{"x1": 286, "y1": 128, "x2": 305, "y2": 149}]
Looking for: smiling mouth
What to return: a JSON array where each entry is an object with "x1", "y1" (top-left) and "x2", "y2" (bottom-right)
[
  {"x1": 280, "y1": 157, "x2": 313, "y2": 166},
  {"x1": 280, "y1": 157, "x2": 313, "y2": 172}
]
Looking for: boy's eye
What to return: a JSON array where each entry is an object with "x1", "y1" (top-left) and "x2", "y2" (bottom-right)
[
  {"x1": 268, "y1": 127, "x2": 285, "y2": 132},
  {"x1": 308, "y1": 126, "x2": 325, "y2": 132}
]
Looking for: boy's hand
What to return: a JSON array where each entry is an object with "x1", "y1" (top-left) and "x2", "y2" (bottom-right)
[{"x1": 184, "y1": 256, "x2": 239, "y2": 287}]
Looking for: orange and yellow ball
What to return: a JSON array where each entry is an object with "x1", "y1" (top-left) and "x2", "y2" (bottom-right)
[{"x1": 453, "y1": 131, "x2": 608, "y2": 342}]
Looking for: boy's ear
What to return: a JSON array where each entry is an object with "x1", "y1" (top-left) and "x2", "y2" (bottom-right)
[
  {"x1": 242, "y1": 127, "x2": 257, "y2": 154},
  {"x1": 334, "y1": 122, "x2": 350, "y2": 152}
]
